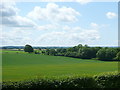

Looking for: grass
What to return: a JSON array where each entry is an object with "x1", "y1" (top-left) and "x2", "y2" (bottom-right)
[{"x1": 2, "y1": 50, "x2": 118, "y2": 81}]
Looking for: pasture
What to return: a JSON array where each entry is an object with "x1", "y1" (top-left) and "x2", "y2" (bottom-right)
[{"x1": 2, "y1": 50, "x2": 118, "y2": 81}]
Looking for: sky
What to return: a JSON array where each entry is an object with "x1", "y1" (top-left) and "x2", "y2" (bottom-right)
[{"x1": 0, "y1": 1, "x2": 118, "y2": 46}]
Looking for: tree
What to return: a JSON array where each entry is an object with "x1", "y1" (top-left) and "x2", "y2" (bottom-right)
[
  {"x1": 65, "y1": 51, "x2": 77, "y2": 57},
  {"x1": 24, "y1": 44, "x2": 34, "y2": 53},
  {"x1": 115, "y1": 52, "x2": 120, "y2": 60},
  {"x1": 78, "y1": 44, "x2": 83, "y2": 48},
  {"x1": 45, "y1": 49, "x2": 50, "y2": 55},
  {"x1": 45, "y1": 49, "x2": 57, "y2": 56},
  {"x1": 84, "y1": 44, "x2": 89, "y2": 48},
  {"x1": 96, "y1": 48, "x2": 117, "y2": 60},
  {"x1": 90, "y1": 47, "x2": 101, "y2": 58},
  {"x1": 78, "y1": 47, "x2": 93, "y2": 59},
  {"x1": 56, "y1": 48, "x2": 67, "y2": 56},
  {"x1": 34, "y1": 51, "x2": 40, "y2": 54},
  {"x1": 39, "y1": 48, "x2": 41, "y2": 50},
  {"x1": 96, "y1": 48, "x2": 106, "y2": 60},
  {"x1": 49, "y1": 49, "x2": 57, "y2": 56},
  {"x1": 105, "y1": 48, "x2": 117, "y2": 60}
]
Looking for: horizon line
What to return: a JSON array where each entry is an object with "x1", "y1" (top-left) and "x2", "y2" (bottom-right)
[{"x1": 0, "y1": 45, "x2": 118, "y2": 47}]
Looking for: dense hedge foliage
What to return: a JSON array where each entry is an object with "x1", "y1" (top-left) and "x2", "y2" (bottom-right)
[{"x1": 2, "y1": 72, "x2": 120, "y2": 89}]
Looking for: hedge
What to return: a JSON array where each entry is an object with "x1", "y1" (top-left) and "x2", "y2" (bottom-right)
[{"x1": 2, "y1": 72, "x2": 120, "y2": 89}]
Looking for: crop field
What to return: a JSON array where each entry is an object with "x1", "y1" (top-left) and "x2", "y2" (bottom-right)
[{"x1": 2, "y1": 50, "x2": 118, "y2": 81}]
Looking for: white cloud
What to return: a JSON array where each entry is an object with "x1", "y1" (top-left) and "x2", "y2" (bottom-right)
[
  {"x1": 1, "y1": 2, "x2": 37, "y2": 28},
  {"x1": 0, "y1": 2, "x2": 18, "y2": 17},
  {"x1": 76, "y1": 0, "x2": 93, "y2": 4},
  {"x1": 1, "y1": 24, "x2": 100, "y2": 46},
  {"x1": 62, "y1": 25, "x2": 82, "y2": 33},
  {"x1": 1, "y1": 29, "x2": 33, "y2": 46},
  {"x1": 1, "y1": 2, "x2": 101, "y2": 46},
  {"x1": 37, "y1": 24, "x2": 58, "y2": 31},
  {"x1": 35, "y1": 26, "x2": 100, "y2": 46},
  {"x1": 90, "y1": 22, "x2": 99, "y2": 29},
  {"x1": 27, "y1": 3, "x2": 80, "y2": 22},
  {"x1": 106, "y1": 12, "x2": 117, "y2": 19}
]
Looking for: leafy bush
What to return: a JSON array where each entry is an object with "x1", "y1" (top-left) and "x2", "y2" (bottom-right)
[{"x1": 94, "y1": 72, "x2": 120, "y2": 88}]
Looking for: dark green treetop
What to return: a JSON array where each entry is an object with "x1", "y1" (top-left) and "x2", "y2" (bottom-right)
[{"x1": 24, "y1": 44, "x2": 34, "y2": 53}]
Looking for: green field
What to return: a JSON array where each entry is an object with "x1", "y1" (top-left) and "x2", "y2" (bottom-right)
[{"x1": 2, "y1": 50, "x2": 118, "y2": 81}]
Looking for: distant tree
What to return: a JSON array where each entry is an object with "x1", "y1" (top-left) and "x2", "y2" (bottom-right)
[
  {"x1": 96, "y1": 48, "x2": 106, "y2": 60},
  {"x1": 61, "y1": 48, "x2": 67, "y2": 53},
  {"x1": 2, "y1": 47, "x2": 7, "y2": 49},
  {"x1": 78, "y1": 47, "x2": 93, "y2": 59},
  {"x1": 116, "y1": 47, "x2": 120, "y2": 53},
  {"x1": 45, "y1": 49, "x2": 50, "y2": 55},
  {"x1": 56, "y1": 48, "x2": 66, "y2": 56},
  {"x1": 45, "y1": 49, "x2": 57, "y2": 55},
  {"x1": 115, "y1": 52, "x2": 120, "y2": 60},
  {"x1": 24, "y1": 44, "x2": 34, "y2": 53},
  {"x1": 34, "y1": 50, "x2": 40, "y2": 54},
  {"x1": 90, "y1": 47, "x2": 101, "y2": 58},
  {"x1": 41, "y1": 50, "x2": 45, "y2": 53},
  {"x1": 49, "y1": 49, "x2": 57, "y2": 56},
  {"x1": 77, "y1": 46, "x2": 102, "y2": 59},
  {"x1": 78, "y1": 44, "x2": 83, "y2": 48},
  {"x1": 84, "y1": 44, "x2": 89, "y2": 47},
  {"x1": 57, "y1": 48, "x2": 66, "y2": 53},
  {"x1": 65, "y1": 51, "x2": 72, "y2": 57},
  {"x1": 105, "y1": 48, "x2": 117, "y2": 60},
  {"x1": 67, "y1": 48, "x2": 74, "y2": 52},
  {"x1": 39, "y1": 48, "x2": 41, "y2": 50},
  {"x1": 96, "y1": 48, "x2": 117, "y2": 60},
  {"x1": 72, "y1": 46, "x2": 79, "y2": 52}
]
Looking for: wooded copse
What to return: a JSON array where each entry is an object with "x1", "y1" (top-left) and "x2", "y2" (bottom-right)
[
  {"x1": 41, "y1": 44, "x2": 120, "y2": 61},
  {"x1": 23, "y1": 44, "x2": 120, "y2": 61}
]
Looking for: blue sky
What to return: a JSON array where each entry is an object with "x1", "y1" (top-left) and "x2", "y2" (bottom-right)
[{"x1": 1, "y1": 1, "x2": 118, "y2": 46}]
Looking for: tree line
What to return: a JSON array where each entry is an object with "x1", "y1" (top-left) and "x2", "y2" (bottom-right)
[{"x1": 24, "y1": 44, "x2": 120, "y2": 61}]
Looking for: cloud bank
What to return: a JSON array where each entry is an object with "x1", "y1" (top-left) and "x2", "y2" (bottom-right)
[
  {"x1": 2, "y1": 2, "x2": 115, "y2": 46},
  {"x1": 27, "y1": 3, "x2": 80, "y2": 23}
]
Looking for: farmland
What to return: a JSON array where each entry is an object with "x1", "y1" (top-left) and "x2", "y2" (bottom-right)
[{"x1": 2, "y1": 50, "x2": 118, "y2": 82}]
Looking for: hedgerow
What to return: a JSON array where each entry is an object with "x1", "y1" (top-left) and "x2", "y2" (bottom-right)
[{"x1": 2, "y1": 72, "x2": 120, "y2": 89}]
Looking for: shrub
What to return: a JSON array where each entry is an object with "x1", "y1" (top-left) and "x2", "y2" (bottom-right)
[{"x1": 94, "y1": 72, "x2": 120, "y2": 88}]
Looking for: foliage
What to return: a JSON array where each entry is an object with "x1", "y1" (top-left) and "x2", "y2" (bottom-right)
[
  {"x1": 34, "y1": 51, "x2": 40, "y2": 54},
  {"x1": 94, "y1": 72, "x2": 120, "y2": 88},
  {"x1": 78, "y1": 47, "x2": 98, "y2": 59},
  {"x1": 24, "y1": 44, "x2": 34, "y2": 53},
  {"x1": 2, "y1": 72, "x2": 120, "y2": 89},
  {"x1": 96, "y1": 48, "x2": 117, "y2": 60},
  {"x1": 115, "y1": 51, "x2": 120, "y2": 60},
  {"x1": 45, "y1": 49, "x2": 57, "y2": 56},
  {"x1": 43, "y1": 44, "x2": 105, "y2": 60}
]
